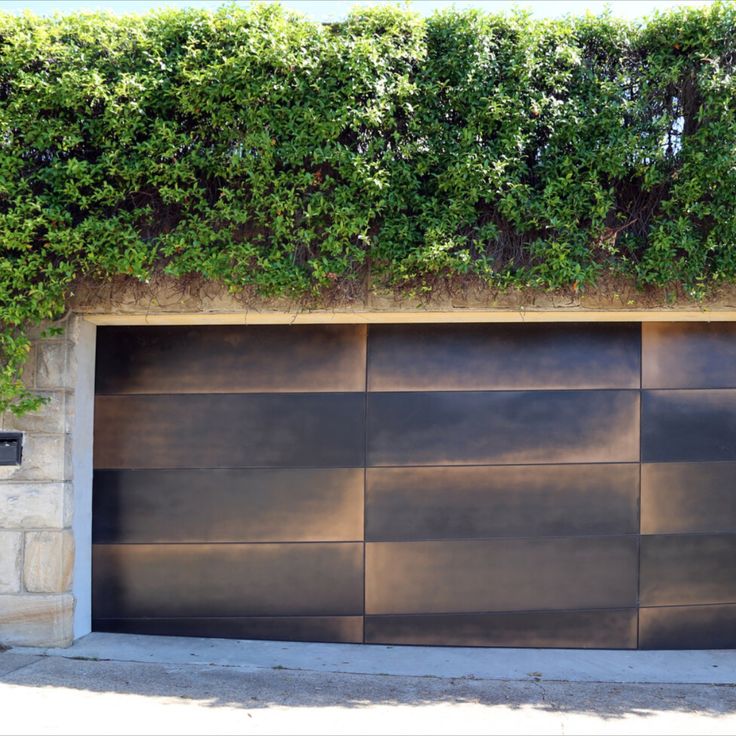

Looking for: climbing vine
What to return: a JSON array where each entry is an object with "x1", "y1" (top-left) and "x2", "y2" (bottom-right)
[{"x1": 1, "y1": 2, "x2": 736, "y2": 412}]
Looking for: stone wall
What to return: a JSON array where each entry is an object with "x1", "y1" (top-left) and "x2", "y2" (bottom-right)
[{"x1": 0, "y1": 317, "x2": 93, "y2": 647}]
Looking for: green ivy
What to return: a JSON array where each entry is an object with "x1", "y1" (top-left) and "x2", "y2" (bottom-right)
[{"x1": 2, "y1": 2, "x2": 736, "y2": 413}]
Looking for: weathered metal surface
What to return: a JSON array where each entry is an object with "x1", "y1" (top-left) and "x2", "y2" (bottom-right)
[
  {"x1": 640, "y1": 534, "x2": 736, "y2": 607},
  {"x1": 368, "y1": 323, "x2": 640, "y2": 391},
  {"x1": 365, "y1": 537, "x2": 639, "y2": 615},
  {"x1": 92, "y1": 322, "x2": 736, "y2": 649},
  {"x1": 365, "y1": 609, "x2": 637, "y2": 649},
  {"x1": 643, "y1": 322, "x2": 736, "y2": 389},
  {"x1": 93, "y1": 616, "x2": 364, "y2": 644},
  {"x1": 642, "y1": 463, "x2": 736, "y2": 535},
  {"x1": 94, "y1": 393, "x2": 366, "y2": 469},
  {"x1": 642, "y1": 390, "x2": 736, "y2": 462},
  {"x1": 96, "y1": 325, "x2": 367, "y2": 394},
  {"x1": 639, "y1": 604, "x2": 736, "y2": 650},
  {"x1": 93, "y1": 543, "x2": 364, "y2": 619},
  {"x1": 367, "y1": 390, "x2": 640, "y2": 466},
  {"x1": 93, "y1": 468, "x2": 364, "y2": 544},
  {"x1": 366, "y1": 465, "x2": 639, "y2": 541}
]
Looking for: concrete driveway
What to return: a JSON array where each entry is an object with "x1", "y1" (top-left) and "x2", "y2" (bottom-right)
[{"x1": 2, "y1": 634, "x2": 736, "y2": 735}]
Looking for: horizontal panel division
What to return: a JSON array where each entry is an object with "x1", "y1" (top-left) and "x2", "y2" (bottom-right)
[
  {"x1": 93, "y1": 616, "x2": 364, "y2": 644},
  {"x1": 642, "y1": 390, "x2": 736, "y2": 462},
  {"x1": 639, "y1": 604, "x2": 736, "y2": 650},
  {"x1": 365, "y1": 537, "x2": 638, "y2": 615},
  {"x1": 366, "y1": 464, "x2": 639, "y2": 541},
  {"x1": 94, "y1": 393, "x2": 365, "y2": 469},
  {"x1": 367, "y1": 391, "x2": 640, "y2": 466},
  {"x1": 642, "y1": 463, "x2": 736, "y2": 534},
  {"x1": 639, "y1": 534, "x2": 736, "y2": 607},
  {"x1": 368, "y1": 323, "x2": 640, "y2": 391},
  {"x1": 365, "y1": 609, "x2": 637, "y2": 649},
  {"x1": 93, "y1": 468, "x2": 364, "y2": 544},
  {"x1": 643, "y1": 323, "x2": 736, "y2": 389},
  {"x1": 92, "y1": 543, "x2": 364, "y2": 619},
  {"x1": 96, "y1": 325, "x2": 367, "y2": 394}
]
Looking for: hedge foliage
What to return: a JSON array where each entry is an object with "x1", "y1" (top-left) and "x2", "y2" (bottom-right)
[{"x1": 1, "y1": 2, "x2": 736, "y2": 412}]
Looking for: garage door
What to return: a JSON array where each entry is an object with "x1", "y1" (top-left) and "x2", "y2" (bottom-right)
[{"x1": 92, "y1": 322, "x2": 736, "y2": 649}]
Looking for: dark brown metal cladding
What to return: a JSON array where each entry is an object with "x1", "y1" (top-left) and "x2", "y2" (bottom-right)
[
  {"x1": 639, "y1": 534, "x2": 736, "y2": 606},
  {"x1": 367, "y1": 323, "x2": 640, "y2": 391},
  {"x1": 365, "y1": 609, "x2": 638, "y2": 649},
  {"x1": 95, "y1": 325, "x2": 367, "y2": 394},
  {"x1": 642, "y1": 322, "x2": 736, "y2": 389},
  {"x1": 641, "y1": 390, "x2": 736, "y2": 462},
  {"x1": 639, "y1": 605, "x2": 736, "y2": 650},
  {"x1": 93, "y1": 468, "x2": 364, "y2": 544},
  {"x1": 90, "y1": 321, "x2": 736, "y2": 649},
  {"x1": 641, "y1": 463, "x2": 736, "y2": 534},
  {"x1": 92, "y1": 543, "x2": 364, "y2": 618},
  {"x1": 366, "y1": 391, "x2": 640, "y2": 466},
  {"x1": 93, "y1": 616, "x2": 364, "y2": 644},
  {"x1": 93, "y1": 393, "x2": 365, "y2": 469},
  {"x1": 366, "y1": 465, "x2": 639, "y2": 541},
  {"x1": 365, "y1": 537, "x2": 639, "y2": 615}
]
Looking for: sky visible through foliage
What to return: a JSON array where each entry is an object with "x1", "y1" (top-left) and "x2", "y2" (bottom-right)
[{"x1": 0, "y1": 0, "x2": 718, "y2": 21}]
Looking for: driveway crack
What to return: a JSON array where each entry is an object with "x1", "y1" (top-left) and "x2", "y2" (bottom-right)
[{"x1": 0, "y1": 657, "x2": 45, "y2": 679}]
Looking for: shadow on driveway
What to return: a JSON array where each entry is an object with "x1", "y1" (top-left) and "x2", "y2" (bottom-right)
[{"x1": 2, "y1": 652, "x2": 736, "y2": 723}]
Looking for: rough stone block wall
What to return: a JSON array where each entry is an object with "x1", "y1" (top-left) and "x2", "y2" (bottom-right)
[{"x1": 0, "y1": 323, "x2": 79, "y2": 647}]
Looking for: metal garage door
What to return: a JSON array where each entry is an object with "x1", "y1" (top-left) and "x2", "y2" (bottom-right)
[{"x1": 92, "y1": 322, "x2": 736, "y2": 649}]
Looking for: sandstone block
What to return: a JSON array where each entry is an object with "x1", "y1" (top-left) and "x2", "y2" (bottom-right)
[
  {"x1": 24, "y1": 531, "x2": 74, "y2": 594},
  {"x1": 0, "y1": 434, "x2": 68, "y2": 482},
  {"x1": 0, "y1": 594, "x2": 74, "y2": 647},
  {"x1": 36, "y1": 341, "x2": 69, "y2": 390},
  {"x1": 0, "y1": 532, "x2": 22, "y2": 594},
  {"x1": 21, "y1": 344, "x2": 37, "y2": 390},
  {"x1": 0, "y1": 483, "x2": 66, "y2": 528},
  {"x1": 3, "y1": 391, "x2": 66, "y2": 434}
]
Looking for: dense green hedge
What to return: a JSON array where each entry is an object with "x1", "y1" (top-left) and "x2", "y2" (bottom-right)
[{"x1": 2, "y1": 2, "x2": 736, "y2": 412}]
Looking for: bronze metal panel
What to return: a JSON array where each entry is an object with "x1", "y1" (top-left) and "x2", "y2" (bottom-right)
[
  {"x1": 640, "y1": 534, "x2": 736, "y2": 606},
  {"x1": 643, "y1": 323, "x2": 736, "y2": 389},
  {"x1": 366, "y1": 464, "x2": 639, "y2": 541},
  {"x1": 642, "y1": 390, "x2": 736, "y2": 462},
  {"x1": 367, "y1": 391, "x2": 639, "y2": 466},
  {"x1": 365, "y1": 537, "x2": 638, "y2": 615},
  {"x1": 365, "y1": 609, "x2": 637, "y2": 649},
  {"x1": 93, "y1": 468, "x2": 364, "y2": 544},
  {"x1": 368, "y1": 323, "x2": 640, "y2": 391},
  {"x1": 639, "y1": 605, "x2": 736, "y2": 650},
  {"x1": 92, "y1": 543, "x2": 363, "y2": 618},
  {"x1": 642, "y1": 463, "x2": 736, "y2": 534},
  {"x1": 95, "y1": 325, "x2": 366, "y2": 394},
  {"x1": 93, "y1": 616, "x2": 364, "y2": 644},
  {"x1": 94, "y1": 393, "x2": 365, "y2": 469}
]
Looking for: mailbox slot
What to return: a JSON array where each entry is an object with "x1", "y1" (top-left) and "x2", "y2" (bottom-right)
[{"x1": 0, "y1": 432, "x2": 22, "y2": 466}]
